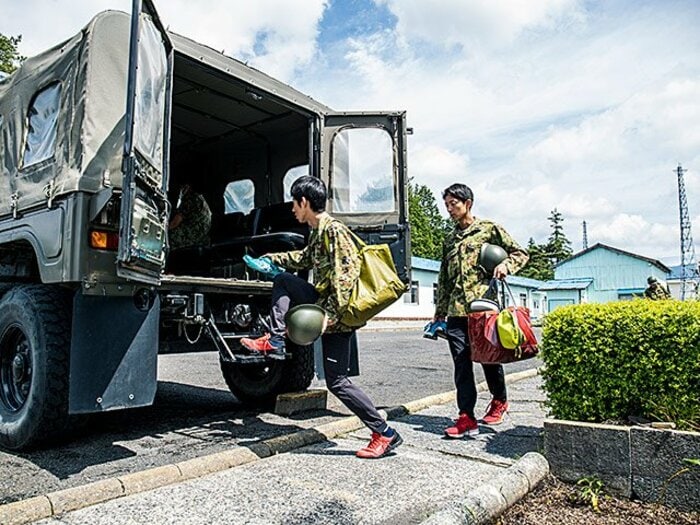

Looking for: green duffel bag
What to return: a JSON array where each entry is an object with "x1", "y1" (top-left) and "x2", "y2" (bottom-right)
[{"x1": 340, "y1": 232, "x2": 407, "y2": 327}]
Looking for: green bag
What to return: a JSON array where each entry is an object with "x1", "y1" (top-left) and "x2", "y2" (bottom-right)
[
  {"x1": 327, "y1": 227, "x2": 406, "y2": 327},
  {"x1": 496, "y1": 308, "x2": 526, "y2": 349}
]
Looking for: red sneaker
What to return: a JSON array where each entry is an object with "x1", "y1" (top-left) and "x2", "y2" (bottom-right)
[
  {"x1": 444, "y1": 413, "x2": 479, "y2": 438},
  {"x1": 240, "y1": 333, "x2": 283, "y2": 353},
  {"x1": 356, "y1": 431, "x2": 403, "y2": 459},
  {"x1": 482, "y1": 399, "x2": 509, "y2": 425}
]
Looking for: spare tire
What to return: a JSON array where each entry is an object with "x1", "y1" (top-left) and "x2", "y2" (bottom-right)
[{"x1": 220, "y1": 340, "x2": 315, "y2": 405}]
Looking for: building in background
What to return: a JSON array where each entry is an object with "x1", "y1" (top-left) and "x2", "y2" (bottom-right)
[
  {"x1": 666, "y1": 264, "x2": 698, "y2": 299},
  {"x1": 541, "y1": 243, "x2": 670, "y2": 311},
  {"x1": 379, "y1": 257, "x2": 547, "y2": 320}
]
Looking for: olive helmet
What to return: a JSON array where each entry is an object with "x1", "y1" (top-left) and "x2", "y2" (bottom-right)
[
  {"x1": 479, "y1": 243, "x2": 508, "y2": 275},
  {"x1": 647, "y1": 275, "x2": 658, "y2": 284},
  {"x1": 285, "y1": 304, "x2": 327, "y2": 345}
]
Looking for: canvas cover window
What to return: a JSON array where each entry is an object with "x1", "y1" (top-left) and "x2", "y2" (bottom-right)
[
  {"x1": 331, "y1": 128, "x2": 395, "y2": 213},
  {"x1": 22, "y1": 83, "x2": 61, "y2": 168},
  {"x1": 283, "y1": 165, "x2": 308, "y2": 202},
  {"x1": 134, "y1": 15, "x2": 168, "y2": 169},
  {"x1": 224, "y1": 179, "x2": 254, "y2": 214}
]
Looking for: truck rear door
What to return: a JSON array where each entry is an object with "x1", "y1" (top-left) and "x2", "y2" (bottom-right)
[
  {"x1": 117, "y1": 0, "x2": 173, "y2": 285},
  {"x1": 321, "y1": 112, "x2": 411, "y2": 282}
]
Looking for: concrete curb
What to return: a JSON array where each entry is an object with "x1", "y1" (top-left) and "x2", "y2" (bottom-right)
[
  {"x1": 0, "y1": 367, "x2": 542, "y2": 525},
  {"x1": 419, "y1": 452, "x2": 550, "y2": 525}
]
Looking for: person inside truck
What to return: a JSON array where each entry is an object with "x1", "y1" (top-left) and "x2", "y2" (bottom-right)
[
  {"x1": 240, "y1": 176, "x2": 403, "y2": 459},
  {"x1": 168, "y1": 183, "x2": 212, "y2": 250}
]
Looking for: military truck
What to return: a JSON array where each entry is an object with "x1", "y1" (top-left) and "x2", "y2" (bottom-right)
[{"x1": 0, "y1": 1, "x2": 410, "y2": 450}]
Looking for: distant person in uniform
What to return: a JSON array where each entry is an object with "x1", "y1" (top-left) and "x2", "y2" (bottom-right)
[
  {"x1": 168, "y1": 184, "x2": 212, "y2": 250},
  {"x1": 644, "y1": 276, "x2": 671, "y2": 300}
]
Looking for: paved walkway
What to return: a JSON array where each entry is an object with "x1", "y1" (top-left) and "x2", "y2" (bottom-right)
[{"x1": 28, "y1": 373, "x2": 547, "y2": 525}]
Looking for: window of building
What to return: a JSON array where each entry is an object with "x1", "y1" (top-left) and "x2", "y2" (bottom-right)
[
  {"x1": 520, "y1": 293, "x2": 527, "y2": 307},
  {"x1": 283, "y1": 165, "x2": 308, "y2": 202},
  {"x1": 224, "y1": 179, "x2": 254, "y2": 214},
  {"x1": 22, "y1": 82, "x2": 61, "y2": 168},
  {"x1": 433, "y1": 283, "x2": 438, "y2": 305},
  {"x1": 404, "y1": 280, "x2": 419, "y2": 304},
  {"x1": 331, "y1": 127, "x2": 395, "y2": 213}
]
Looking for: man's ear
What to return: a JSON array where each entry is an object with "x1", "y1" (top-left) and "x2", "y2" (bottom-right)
[{"x1": 300, "y1": 196, "x2": 310, "y2": 209}]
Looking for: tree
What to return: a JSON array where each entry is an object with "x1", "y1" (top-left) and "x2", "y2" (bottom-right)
[
  {"x1": 408, "y1": 182, "x2": 449, "y2": 260},
  {"x1": 0, "y1": 33, "x2": 25, "y2": 75},
  {"x1": 545, "y1": 208, "x2": 572, "y2": 265},
  {"x1": 518, "y1": 238, "x2": 554, "y2": 281}
]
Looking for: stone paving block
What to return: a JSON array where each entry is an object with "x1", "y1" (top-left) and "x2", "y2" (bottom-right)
[
  {"x1": 631, "y1": 427, "x2": 700, "y2": 512},
  {"x1": 274, "y1": 389, "x2": 327, "y2": 416}
]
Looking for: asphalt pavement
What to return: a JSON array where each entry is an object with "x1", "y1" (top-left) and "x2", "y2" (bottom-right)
[{"x1": 8, "y1": 369, "x2": 549, "y2": 525}]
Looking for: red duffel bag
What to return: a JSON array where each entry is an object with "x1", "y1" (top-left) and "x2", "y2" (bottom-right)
[{"x1": 468, "y1": 306, "x2": 539, "y2": 364}]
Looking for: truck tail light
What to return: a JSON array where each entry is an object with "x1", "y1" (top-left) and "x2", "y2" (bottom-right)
[{"x1": 89, "y1": 230, "x2": 119, "y2": 251}]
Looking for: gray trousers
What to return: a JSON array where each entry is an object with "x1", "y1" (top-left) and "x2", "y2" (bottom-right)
[{"x1": 269, "y1": 272, "x2": 387, "y2": 433}]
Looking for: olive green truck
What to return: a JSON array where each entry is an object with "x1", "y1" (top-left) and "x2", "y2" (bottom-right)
[{"x1": 0, "y1": 0, "x2": 410, "y2": 450}]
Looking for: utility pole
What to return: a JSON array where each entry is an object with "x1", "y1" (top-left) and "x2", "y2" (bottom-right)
[
  {"x1": 582, "y1": 221, "x2": 588, "y2": 250},
  {"x1": 677, "y1": 164, "x2": 699, "y2": 300}
]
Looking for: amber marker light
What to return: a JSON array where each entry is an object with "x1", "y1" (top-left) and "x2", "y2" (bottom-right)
[{"x1": 89, "y1": 230, "x2": 119, "y2": 250}]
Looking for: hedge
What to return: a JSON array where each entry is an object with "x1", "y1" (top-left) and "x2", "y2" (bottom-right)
[{"x1": 541, "y1": 300, "x2": 700, "y2": 430}]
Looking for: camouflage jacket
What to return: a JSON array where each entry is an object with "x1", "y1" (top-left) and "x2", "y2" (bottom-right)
[
  {"x1": 268, "y1": 213, "x2": 361, "y2": 333},
  {"x1": 435, "y1": 217, "x2": 529, "y2": 318},
  {"x1": 169, "y1": 191, "x2": 212, "y2": 250},
  {"x1": 644, "y1": 282, "x2": 671, "y2": 300}
]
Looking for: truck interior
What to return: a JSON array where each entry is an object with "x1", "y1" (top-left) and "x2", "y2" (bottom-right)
[{"x1": 164, "y1": 52, "x2": 313, "y2": 282}]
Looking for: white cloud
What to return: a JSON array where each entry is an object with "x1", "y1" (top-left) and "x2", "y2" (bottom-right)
[
  {"x1": 1, "y1": 0, "x2": 326, "y2": 81},
  {"x1": 378, "y1": 0, "x2": 584, "y2": 50}
]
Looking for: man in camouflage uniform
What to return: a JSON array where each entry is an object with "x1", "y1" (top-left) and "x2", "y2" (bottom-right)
[
  {"x1": 168, "y1": 184, "x2": 212, "y2": 250},
  {"x1": 241, "y1": 176, "x2": 402, "y2": 459},
  {"x1": 644, "y1": 276, "x2": 671, "y2": 300},
  {"x1": 434, "y1": 183, "x2": 528, "y2": 438}
]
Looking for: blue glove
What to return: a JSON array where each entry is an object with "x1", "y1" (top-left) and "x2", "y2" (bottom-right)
[
  {"x1": 423, "y1": 320, "x2": 448, "y2": 340},
  {"x1": 243, "y1": 255, "x2": 285, "y2": 277}
]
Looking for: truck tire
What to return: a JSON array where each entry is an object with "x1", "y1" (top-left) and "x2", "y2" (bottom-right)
[
  {"x1": 220, "y1": 341, "x2": 315, "y2": 405},
  {"x1": 0, "y1": 285, "x2": 73, "y2": 450}
]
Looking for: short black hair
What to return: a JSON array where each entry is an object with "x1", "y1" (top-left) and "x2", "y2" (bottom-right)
[
  {"x1": 291, "y1": 176, "x2": 327, "y2": 212},
  {"x1": 442, "y1": 183, "x2": 474, "y2": 203}
]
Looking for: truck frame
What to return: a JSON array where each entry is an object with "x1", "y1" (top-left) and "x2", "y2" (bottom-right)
[{"x1": 0, "y1": 0, "x2": 410, "y2": 450}]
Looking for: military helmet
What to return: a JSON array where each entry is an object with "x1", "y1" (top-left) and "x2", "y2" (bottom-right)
[
  {"x1": 647, "y1": 276, "x2": 658, "y2": 284},
  {"x1": 479, "y1": 243, "x2": 508, "y2": 274},
  {"x1": 285, "y1": 304, "x2": 327, "y2": 346}
]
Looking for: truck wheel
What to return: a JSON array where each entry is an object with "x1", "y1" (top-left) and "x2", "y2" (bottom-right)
[
  {"x1": 0, "y1": 285, "x2": 73, "y2": 450},
  {"x1": 220, "y1": 341, "x2": 315, "y2": 405}
]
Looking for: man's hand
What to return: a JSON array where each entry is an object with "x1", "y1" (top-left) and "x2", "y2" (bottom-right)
[
  {"x1": 493, "y1": 262, "x2": 508, "y2": 280},
  {"x1": 323, "y1": 315, "x2": 334, "y2": 333}
]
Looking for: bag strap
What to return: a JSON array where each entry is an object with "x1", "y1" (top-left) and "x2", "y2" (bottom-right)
[
  {"x1": 323, "y1": 219, "x2": 366, "y2": 251},
  {"x1": 487, "y1": 278, "x2": 518, "y2": 309}
]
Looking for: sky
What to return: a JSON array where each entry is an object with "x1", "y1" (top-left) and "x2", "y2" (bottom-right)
[{"x1": 2, "y1": 0, "x2": 700, "y2": 264}]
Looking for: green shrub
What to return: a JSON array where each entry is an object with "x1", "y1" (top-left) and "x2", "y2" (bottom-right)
[{"x1": 541, "y1": 300, "x2": 700, "y2": 430}]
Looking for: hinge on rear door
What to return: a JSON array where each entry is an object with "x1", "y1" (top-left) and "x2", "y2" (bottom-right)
[{"x1": 10, "y1": 192, "x2": 19, "y2": 219}]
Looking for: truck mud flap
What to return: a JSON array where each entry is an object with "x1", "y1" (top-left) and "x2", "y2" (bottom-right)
[{"x1": 69, "y1": 293, "x2": 160, "y2": 414}]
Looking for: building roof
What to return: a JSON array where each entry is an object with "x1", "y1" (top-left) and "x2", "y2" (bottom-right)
[
  {"x1": 555, "y1": 243, "x2": 671, "y2": 273},
  {"x1": 538, "y1": 277, "x2": 593, "y2": 290},
  {"x1": 411, "y1": 256, "x2": 441, "y2": 272},
  {"x1": 667, "y1": 264, "x2": 700, "y2": 280},
  {"x1": 506, "y1": 275, "x2": 547, "y2": 289}
]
